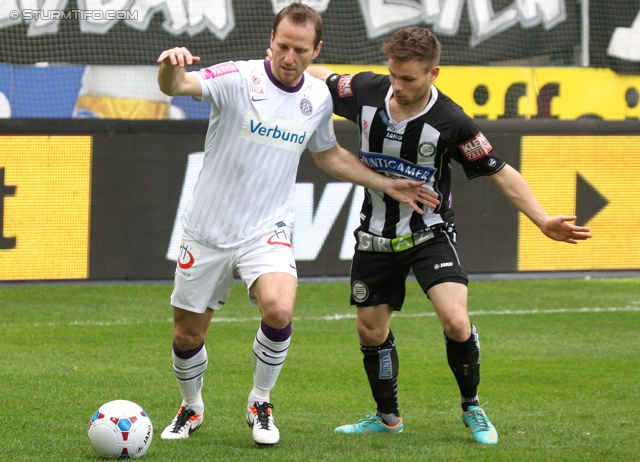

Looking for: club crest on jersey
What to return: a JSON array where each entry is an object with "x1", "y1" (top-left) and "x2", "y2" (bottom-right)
[
  {"x1": 459, "y1": 132, "x2": 493, "y2": 161},
  {"x1": 418, "y1": 142, "x2": 436, "y2": 157},
  {"x1": 300, "y1": 97, "x2": 313, "y2": 116}
]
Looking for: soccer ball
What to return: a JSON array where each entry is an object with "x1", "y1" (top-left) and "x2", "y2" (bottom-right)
[{"x1": 88, "y1": 400, "x2": 153, "y2": 459}]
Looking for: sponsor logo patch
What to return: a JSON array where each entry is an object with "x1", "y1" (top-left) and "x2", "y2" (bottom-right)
[
  {"x1": 385, "y1": 132, "x2": 403, "y2": 141},
  {"x1": 242, "y1": 111, "x2": 309, "y2": 150},
  {"x1": 378, "y1": 348, "x2": 393, "y2": 379},
  {"x1": 360, "y1": 151, "x2": 437, "y2": 182},
  {"x1": 337, "y1": 75, "x2": 354, "y2": 97},
  {"x1": 267, "y1": 228, "x2": 292, "y2": 248},
  {"x1": 199, "y1": 62, "x2": 239, "y2": 80},
  {"x1": 178, "y1": 243, "x2": 197, "y2": 269},
  {"x1": 459, "y1": 132, "x2": 493, "y2": 161},
  {"x1": 177, "y1": 243, "x2": 199, "y2": 278}
]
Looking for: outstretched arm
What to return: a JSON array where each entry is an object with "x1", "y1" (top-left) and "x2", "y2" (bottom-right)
[
  {"x1": 490, "y1": 164, "x2": 592, "y2": 244},
  {"x1": 311, "y1": 144, "x2": 440, "y2": 215},
  {"x1": 305, "y1": 65, "x2": 336, "y2": 82},
  {"x1": 157, "y1": 47, "x2": 202, "y2": 97}
]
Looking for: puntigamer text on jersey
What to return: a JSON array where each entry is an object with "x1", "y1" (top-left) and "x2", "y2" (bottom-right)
[{"x1": 360, "y1": 151, "x2": 437, "y2": 182}]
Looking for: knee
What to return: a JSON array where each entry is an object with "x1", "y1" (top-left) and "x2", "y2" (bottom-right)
[
  {"x1": 442, "y1": 317, "x2": 472, "y2": 342},
  {"x1": 260, "y1": 302, "x2": 294, "y2": 329},
  {"x1": 356, "y1": 319, "x2": 388, "y2": 345},
  {"x1": 173, "y1": 326, "x2": 205, "y2": 352}
]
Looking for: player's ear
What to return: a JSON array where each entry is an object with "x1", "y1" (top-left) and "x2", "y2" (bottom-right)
[
  {"x1": 429, "y1": 65, "x2": 440, "y2": 81},
  {"x1": 312, "y1": 40, "x2": 323, "y2": 60}
]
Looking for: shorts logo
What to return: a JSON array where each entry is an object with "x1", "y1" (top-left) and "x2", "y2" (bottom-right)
[
  {"x1": 351, "y1": 280, "x2": 369, "y2": 302},
  {"x1": 434, "y1": 261, "x2": 453, "y2": 270},
  {"x1": 267, "y1": 228, "x2": 292, "y2": 247},
  {"x1": 178, "y1": 244, "x2": 195, "y2": 269}
]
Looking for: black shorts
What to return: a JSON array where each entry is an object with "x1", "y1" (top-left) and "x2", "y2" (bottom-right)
[{"x1": 350, "y1": 228, "x2": 468, "y2": 310}]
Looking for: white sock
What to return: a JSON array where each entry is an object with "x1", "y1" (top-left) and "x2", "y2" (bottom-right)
[
  {"x1": 248, "y1": 388, "x2": 270, "y2": 407},
  {"x1": 252, "y1": 325, "x2": 290, "y2": 396},
  {"x1": 172, "y1": 343, "x2": 207, "y2": 412}
]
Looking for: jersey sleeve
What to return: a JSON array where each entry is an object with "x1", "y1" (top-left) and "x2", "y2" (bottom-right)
[
  {"x1": 305, "y1": 83, "x2": 338, "y2": 153},
  {"x1": 325, "y1": 72, "x2": 387, "y2": 123},
  {"x1": 454, "y1": 114, "x2": 506, "y2": 179},
  {"x1": 193, "y1": 61, "x2": 242, "y2": 111}
]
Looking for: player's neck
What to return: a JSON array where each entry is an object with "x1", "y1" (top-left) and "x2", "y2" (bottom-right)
[{"x1": 389, "y1": 88, "x2": 431, "y2": 123}]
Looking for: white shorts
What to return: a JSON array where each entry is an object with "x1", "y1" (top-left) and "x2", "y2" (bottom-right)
[{"x1": 170, "y1": 226, "x2": 297, "y2": 313}]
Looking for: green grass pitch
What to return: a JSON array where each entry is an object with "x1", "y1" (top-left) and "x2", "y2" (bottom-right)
[{"x1": 1, "y1": 277, "x2": 638, "y2": 461}]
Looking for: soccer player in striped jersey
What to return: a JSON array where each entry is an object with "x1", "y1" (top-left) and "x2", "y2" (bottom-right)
[
  {"x1": 155, "y1": 4, "x2": 439, "y2": 448},
  {"x1": 307, "y1": 27, "x2": 592, "y2": 444}
]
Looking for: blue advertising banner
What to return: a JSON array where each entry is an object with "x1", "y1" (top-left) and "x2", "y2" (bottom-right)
[{"x1": 0, "y1": 63, "x2": 211, "y2": 119}]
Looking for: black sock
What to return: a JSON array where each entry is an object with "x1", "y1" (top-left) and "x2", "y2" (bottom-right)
[
  {"x1": 361, "y1": 330, "x2": 400, "y2": 418},
  {"x1": 445, "y1": 325, "x2": 481, "y2": 410}
]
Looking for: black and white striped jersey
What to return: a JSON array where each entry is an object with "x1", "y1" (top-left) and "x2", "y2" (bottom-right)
[{"x1": 326, "y1": 71, "x2": 506, "y2": 239}]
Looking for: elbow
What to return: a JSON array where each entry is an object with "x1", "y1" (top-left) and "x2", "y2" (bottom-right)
[{"x1": 310, "y1": 152, "x2": 328, "y2": 170}]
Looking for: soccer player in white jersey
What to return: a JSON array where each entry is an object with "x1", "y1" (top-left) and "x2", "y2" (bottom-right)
[
  {"x1": 155, "y1": 3, "x2": 439, "y2": 447},
  {"x1": 307, "y1": 27, "x2": 592, "y2": 445}
]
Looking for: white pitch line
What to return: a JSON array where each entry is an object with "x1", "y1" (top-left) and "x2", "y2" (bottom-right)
[
  {"x1": 313, "y1": 305, "x2": 640, "y2": 322},
  {"x1": 21, "y1": 305, "x2": 640, "y2": 328}
]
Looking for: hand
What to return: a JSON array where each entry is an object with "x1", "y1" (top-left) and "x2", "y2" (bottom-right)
[
  {"x1": 157, "y1": 47, "x2": 201, "y2": 67},
  {"x1": 385, "y1": 179, "x2": 440, "y2": 215},
  {"x1": 541, "y1": 215, "x2": 592, "y2": 244}
]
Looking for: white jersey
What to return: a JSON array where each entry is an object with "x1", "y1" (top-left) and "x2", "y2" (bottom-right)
[{"x1": 183, "y1": 60, "x2": 337, "y2": 248}]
